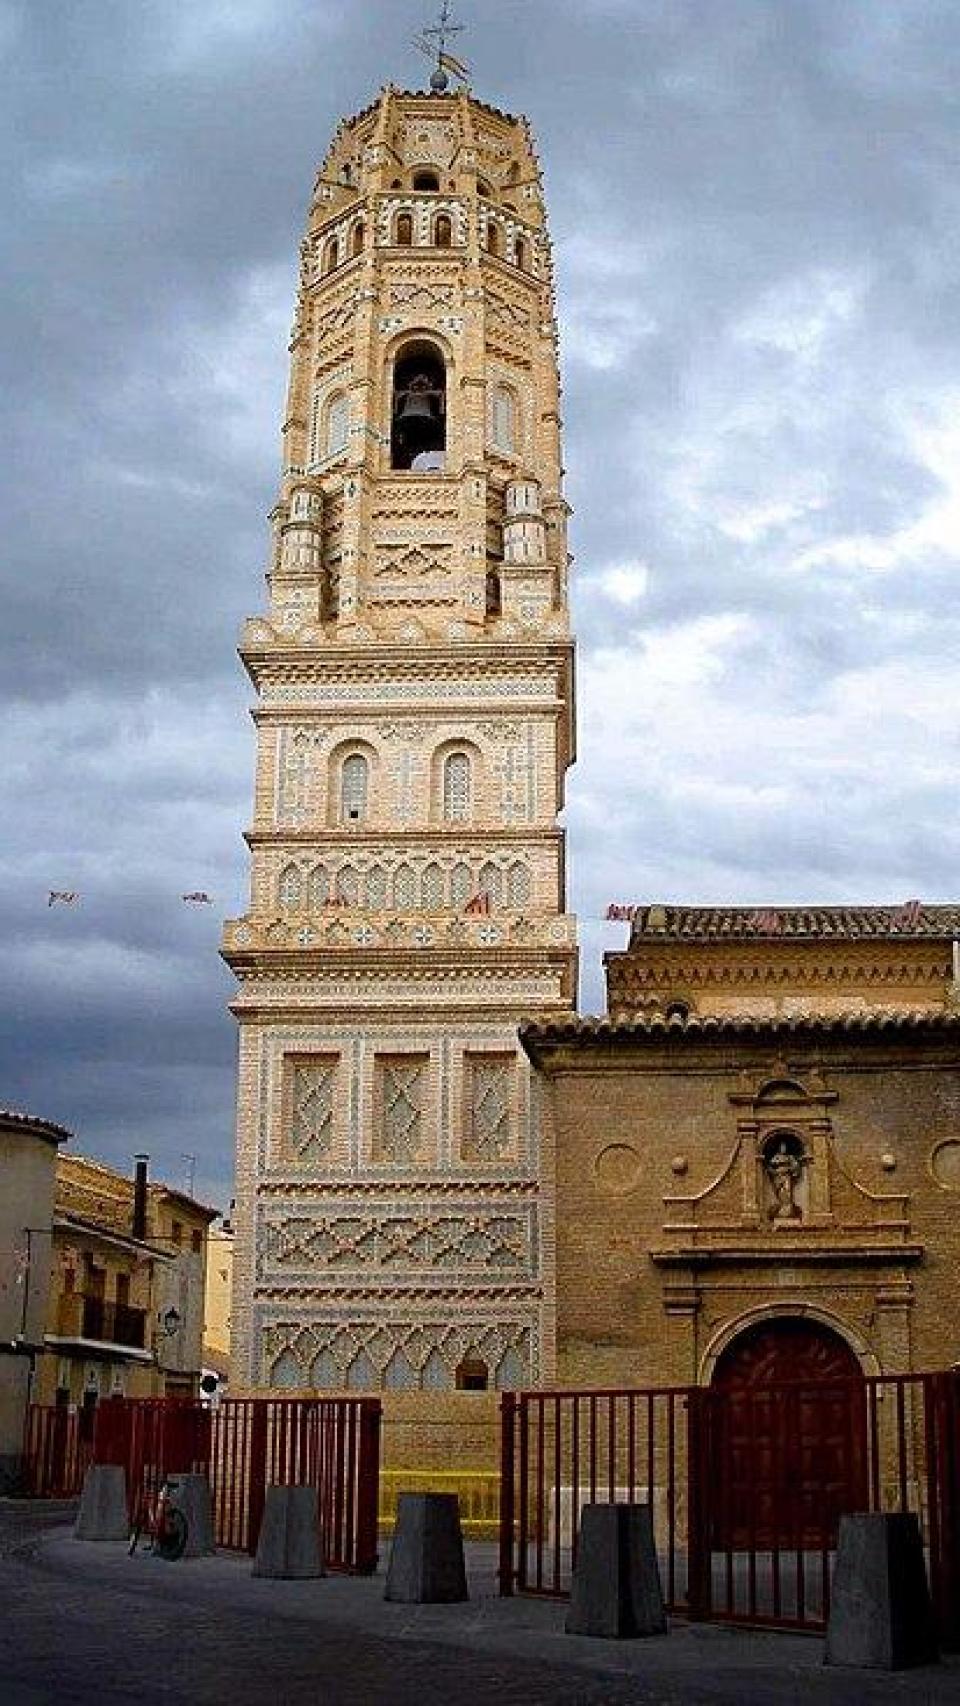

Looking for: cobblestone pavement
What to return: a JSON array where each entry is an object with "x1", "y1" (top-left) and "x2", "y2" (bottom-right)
[{"x1": 1, "y1": 1503, "x2": 957, "y2": 1705}]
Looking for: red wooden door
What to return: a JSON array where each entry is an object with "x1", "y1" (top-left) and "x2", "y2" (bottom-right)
[{"x1": 710, "y1": 1318, "x2": 868, "y2": 1548}]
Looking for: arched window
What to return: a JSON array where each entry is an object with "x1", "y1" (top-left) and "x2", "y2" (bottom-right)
[
  {"x1": 326, "y1": 391, "x2": 349, "y2": 457},
  {"x1": 308, "y1": 865, "x2": 329, "y2": 909},
  {"x1": 485, "y1": 569, "x2": 502, "y2": 616},
  {"x1": 279, "y1": 864, "x2": 303, "y2": 910},
  {"x1": 479, "y1": 862, "x2": 503, "y2": 907},
  {"x1": 322, "y1": 236, "x2": 338, "y2": 275},
  {"x1": 413, "y1": 169, "x2": 440, "y2": 191},
  {"x1": 478, "y1": 179, "x2": 492, "y2": 198},
  {"x1": 340, "y1": 753, "x2": 368, "y2": 823},
  {"x1": 350, "y1": 220, "x2": 364, "y2": 257},
  {"x1": 336, "y1": 865, "x2": 359, "y2": 906},
  {"x1": 365, "y1": 865, "x2": 388, "y2": 908},
  {"x1": 394, "y1": 865, "x2": 416, "y2": 909},
  {"x1": 422, "y1": 863, "x2": 444, "y2": 909},
  {"x1": 434, "y1": 213, "x2": 452, "y2": 248},
  {"x1": 346, "y1": 1349, "x2": 377, "y2": 1390},
  {"x1": 270, "y1": 1350, "x2": 302, "y2": 1388},
  {"x1": 507, "y1": 862, "x2": 531, "y2": 908},
  {"x1": 443, "y1": 752, "x2": 471, "y2": 821},
  {"x1": 450, "y1": 862, "x2": 473, "y2": 909},
  {"x1": 492, "y1": 385, "x2": 516, "y2": 455},
  {"x1": 391, "y1": 340, "x2": 447, "y2": 471},
  {"x1": 486, "y1": 221, "x2": 500, "y2": 256},
  {"x1": 514, "y1": 235, "x2": 527, "y2": 270},
  {"x1": 395, "y1": 211, "x2": 413, "y2": 246}
]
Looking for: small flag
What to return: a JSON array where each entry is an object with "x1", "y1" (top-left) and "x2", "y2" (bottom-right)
[
  {"x1": 439, "y1": 49, "x2": 470, "y2": 79},
  {"x1": 48, "y1": 890, "x2": 79, "y2": 907},
  {"x1": 182, "y1": 892, "x2": 213, "y2": 905},
  {"x1": 749, "y1": 909, "x2": 782, "y2": 934}
]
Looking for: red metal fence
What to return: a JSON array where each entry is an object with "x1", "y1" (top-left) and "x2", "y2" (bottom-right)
[
  {"x1": 500, "y1": 1372, "x2": 960, "y2": 1648},
  {"x1": 22, "y1": 1401, "x2": 95, "y2": 1498},
  {"x1": 24, "y1": 1394, "x2": 381, "y2": 1575}
]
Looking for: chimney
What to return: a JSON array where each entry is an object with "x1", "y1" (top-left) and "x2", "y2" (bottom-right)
[{"x1": 133, "y1": 1154, "x2": 149, "y2": 1241}]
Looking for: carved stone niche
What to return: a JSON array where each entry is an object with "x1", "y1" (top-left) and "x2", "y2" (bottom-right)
[
  {"x1": 654, "y1": 1066, "x2": 920, "y2": 1268},
  {"x1": 729, "y1": 1070, "x2": 838, "y2": 1229}
]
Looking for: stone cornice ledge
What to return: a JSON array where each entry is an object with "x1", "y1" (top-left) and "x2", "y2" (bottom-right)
[{"x1": 649, "y1": 1242, "x2": 925, "y2": 1267}]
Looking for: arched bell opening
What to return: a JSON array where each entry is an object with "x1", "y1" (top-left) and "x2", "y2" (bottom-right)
[
  {"x1": 390, "y1": 339, "x2": 447, "y2": 472},
  {"x1": 413, "y1": 169, "x2": 440, "y2": 191}
]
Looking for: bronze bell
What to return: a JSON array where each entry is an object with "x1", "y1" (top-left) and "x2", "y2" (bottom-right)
[{"x1": 397, "y1": 389, "x2": 434, "y2": 420}]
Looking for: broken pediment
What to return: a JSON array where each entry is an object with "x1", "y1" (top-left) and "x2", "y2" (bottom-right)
[{"x1": 654, "y1": 1066, "x2": 919, "y2": 1267}]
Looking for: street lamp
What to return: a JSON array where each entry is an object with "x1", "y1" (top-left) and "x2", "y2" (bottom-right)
[{"x1": 158, "y1": 1306, "x2": 181, "y2": 1339}]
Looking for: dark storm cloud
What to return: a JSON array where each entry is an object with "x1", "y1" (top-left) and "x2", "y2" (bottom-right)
[{"x1": 2, "y1": 0, "x2": 959, "y2": 1186}]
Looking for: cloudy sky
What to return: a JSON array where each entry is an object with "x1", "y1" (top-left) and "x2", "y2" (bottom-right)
[{"x1": 3, "y1": 0, "x2": 959, "y2": 1206}]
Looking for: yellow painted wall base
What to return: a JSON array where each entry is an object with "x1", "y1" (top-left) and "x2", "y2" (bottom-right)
[{"x1": 378, "y1": 1467, "x2": 500, "y2": 1540}]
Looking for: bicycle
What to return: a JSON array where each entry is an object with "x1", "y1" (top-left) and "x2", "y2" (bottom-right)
[{"x1": 128, "y1": 1475, "x2": 189, "y2": 1560}]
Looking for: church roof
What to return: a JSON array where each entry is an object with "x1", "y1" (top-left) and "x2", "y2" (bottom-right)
[
  {"x1": 521, "y1": 1008, "x2": 960, "y2": 1053},
  {"x1": 622, "y1": 904, "x2": 960, "y2": 944}
]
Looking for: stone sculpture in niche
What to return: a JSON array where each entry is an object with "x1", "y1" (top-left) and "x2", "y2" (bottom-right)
[{"x1": 764, "y1": 1137, "x2": 804, "y2": 1222}]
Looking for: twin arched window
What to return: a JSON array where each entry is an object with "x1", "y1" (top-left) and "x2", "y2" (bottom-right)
[
  {"x1": 395, "y1": 212, "x2": 413, "y2": 246},
  {"x1": 334, "y1": 747, "x2": 476, "y2": 826},
  {"x1": 322, "y1": 237, "x2": 338, "y2": 275},
  {"x1": 350, "y1": 220, "x2": 364, "y2": 258},
  {"x1": 434, "y1": 213, "x2": 452, "y2": 248}
]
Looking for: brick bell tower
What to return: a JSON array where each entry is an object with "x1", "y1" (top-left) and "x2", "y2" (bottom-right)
[{"x1": 222, "y1": 76, "x2": 576, "y2": 1392}]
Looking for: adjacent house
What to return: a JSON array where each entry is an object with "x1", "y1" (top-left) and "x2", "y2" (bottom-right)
[
  {"x1": 0, "y1": 1108, "x2": 71, "y2": 1490},
  {"x1": 36, "y1": 1153, "x2": 219, "y2": 1405}
]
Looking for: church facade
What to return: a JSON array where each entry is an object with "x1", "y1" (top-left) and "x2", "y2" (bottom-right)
[
  {"x1": 223, "y1": 86, "x2": 576, "y2": 1393},
  {"x1": 523, "y1": 906, "x2": 960, "y2": 1391}
]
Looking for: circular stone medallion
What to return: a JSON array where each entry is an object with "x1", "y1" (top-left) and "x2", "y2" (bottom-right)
[
  {"x1": 594, "y1": 1142, "x2": 642, "y2": 1196},
  {"x1": 930, "y1": 1138, "x2": 960, "y2": 1191}
]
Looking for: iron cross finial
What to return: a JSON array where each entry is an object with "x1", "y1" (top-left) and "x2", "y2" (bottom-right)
[{"x1": 413, "y1": 2, "x2": 469, "y2": 92}]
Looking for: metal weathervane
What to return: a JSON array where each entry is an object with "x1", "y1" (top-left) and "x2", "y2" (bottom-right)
[{"x1": 413, "y1": 2, "x2": 470, "y2": 91}]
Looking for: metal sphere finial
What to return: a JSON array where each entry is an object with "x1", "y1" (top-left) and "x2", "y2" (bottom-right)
[{"x1": 430, "y1": 66, "x2": 450, "y2": 92}]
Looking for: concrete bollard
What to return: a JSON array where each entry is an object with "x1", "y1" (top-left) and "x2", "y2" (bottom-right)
[
  {"x1": 74, "y1": 1463, "x2": 129, "y2": 1541},
  {"x1": 165, "y1": 1471, "x2": 216, "y2": 1558},
  {"x1": 825, "y1": 1512, "x2": 939, "y2": 1670},
  {"x1": 384, "y1": 1491, "x2": 468, "y2": 1603},
  {"x1": 566, "y1": 1504, "x2": 667, "y2": 1639},
  {"x1": 252, "y1": 1484, "x2": 325, "y2": 1579}
]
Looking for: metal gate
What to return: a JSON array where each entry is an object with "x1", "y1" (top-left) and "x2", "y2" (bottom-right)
[{"x1": 499, "y1": 1372, "x2": 960, "y2": 1646}]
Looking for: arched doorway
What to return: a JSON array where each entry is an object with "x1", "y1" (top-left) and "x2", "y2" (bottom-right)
[{"x1": 710, "y1": 1316, "x2": 867, "y2": 1548}]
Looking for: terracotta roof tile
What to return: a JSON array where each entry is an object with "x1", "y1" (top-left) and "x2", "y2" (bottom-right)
[
  {"x1": 521, "y1": 1008, "x2": 960, "y2": 1050},
  {"x1": 622, "y1": 904, "x2": 960, "y2": 944},
  {"x1": 0, "y1": 1107, "x2": 72, "y2": 1143}
]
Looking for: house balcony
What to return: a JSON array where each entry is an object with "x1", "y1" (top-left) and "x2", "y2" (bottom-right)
[{"x1": 47, "y1": 1292, "x2": 152, "y2": 1360}]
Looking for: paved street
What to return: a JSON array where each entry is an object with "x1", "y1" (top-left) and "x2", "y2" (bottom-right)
[{"x1": 1, "y1": 1501, "x2": 957, "y2": 1705}]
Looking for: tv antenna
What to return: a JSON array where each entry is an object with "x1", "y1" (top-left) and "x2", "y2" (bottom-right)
[{"x1": 413, "y1": 2, "x2": 470, "y2": 92}]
